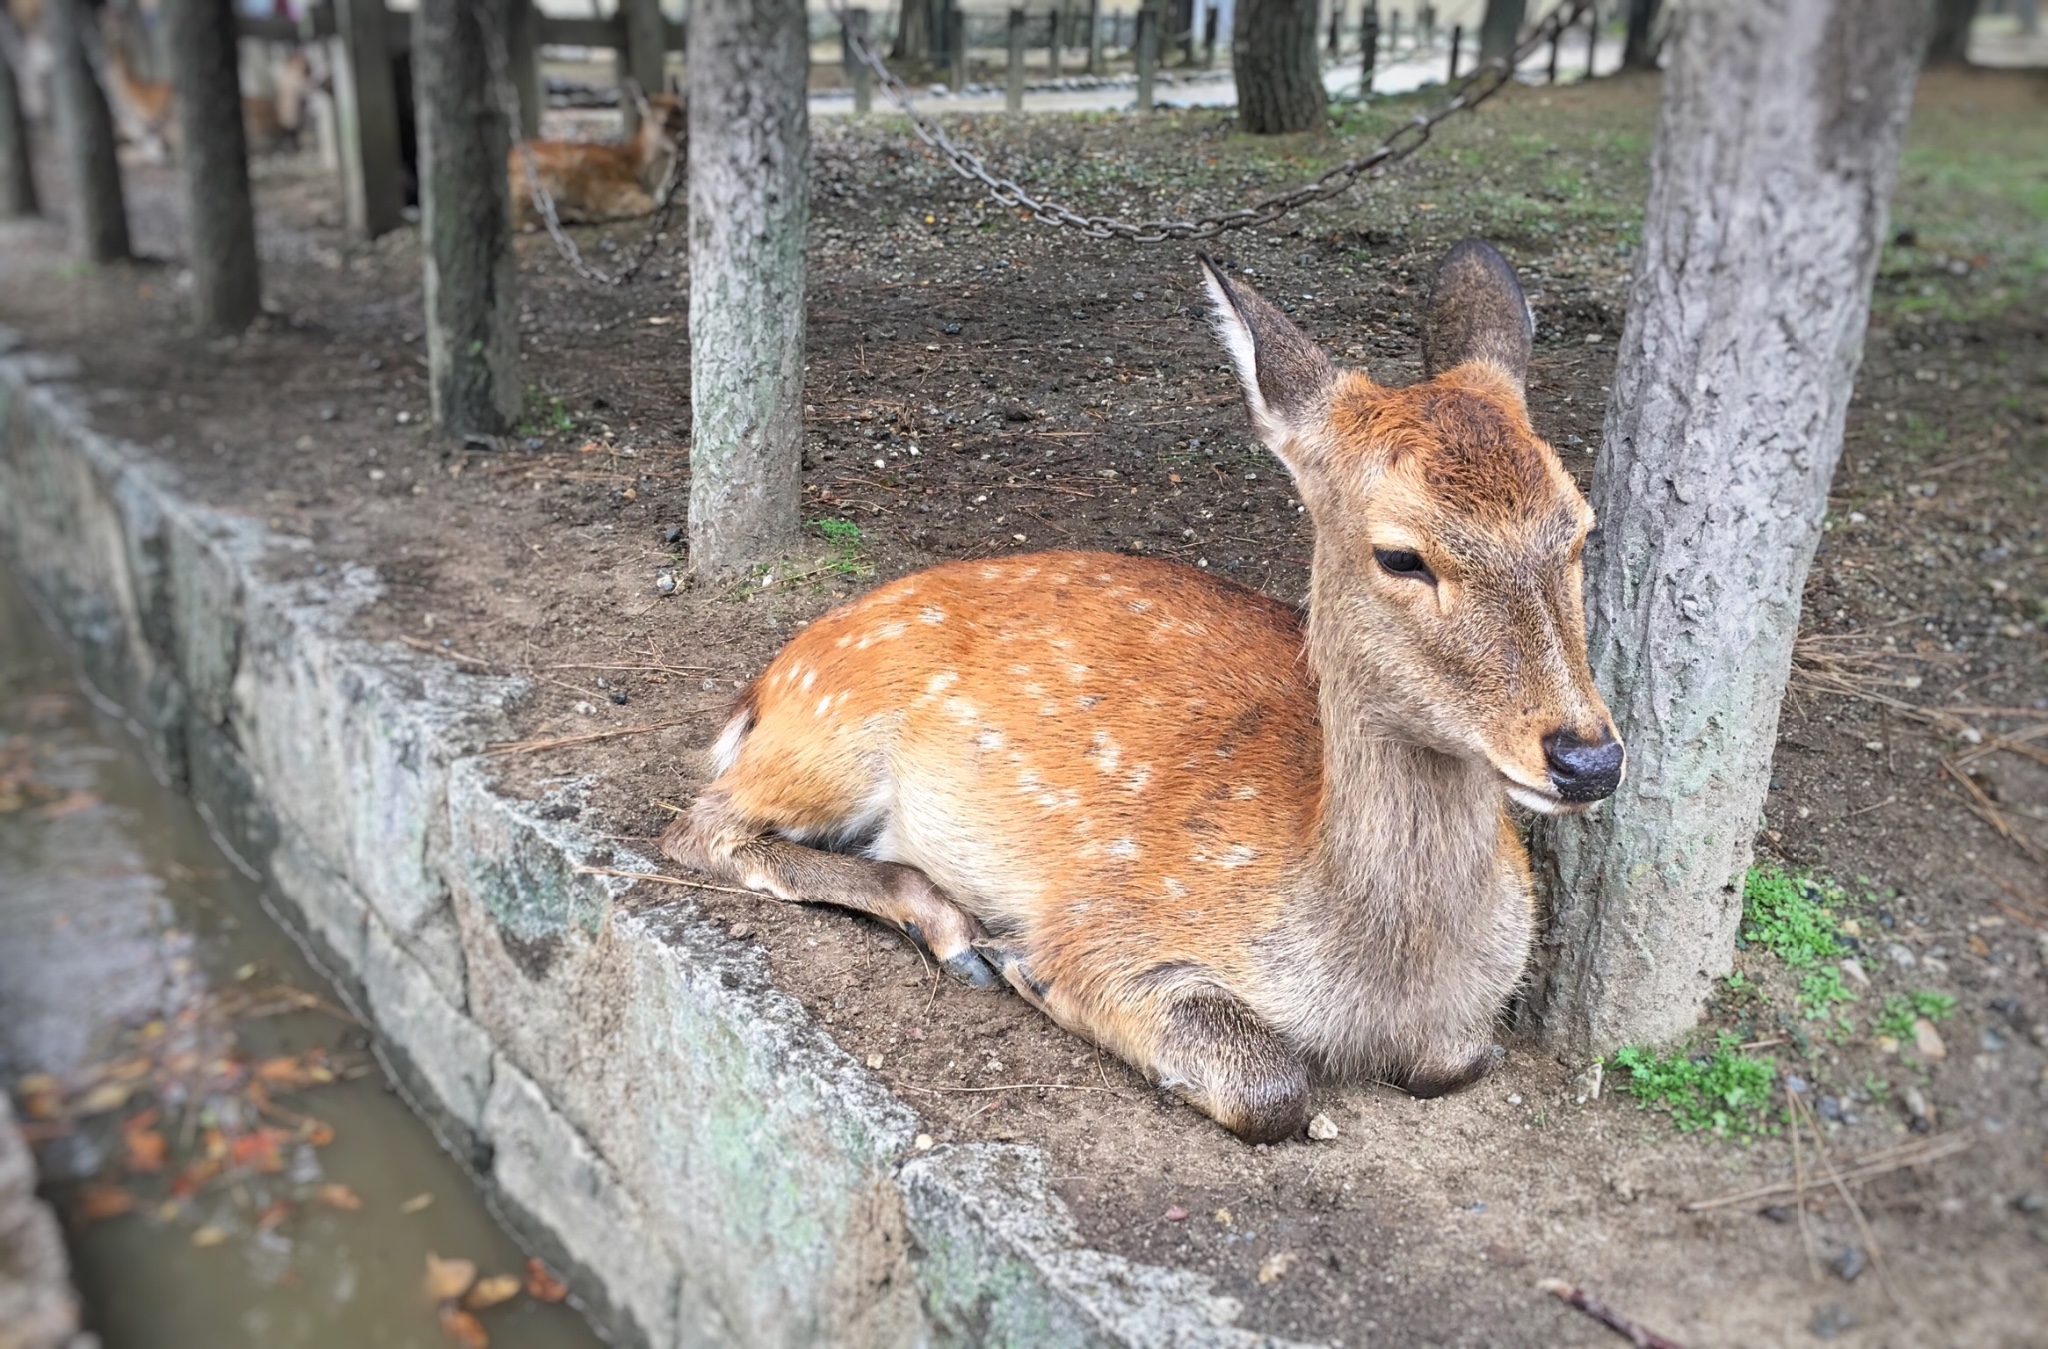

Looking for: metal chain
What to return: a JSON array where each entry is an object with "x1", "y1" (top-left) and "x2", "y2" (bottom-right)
[
  {"x1": 831, "y1": 0, "x2": 1592, "y2": 243},
  {"x1": 477, "y1": 1, "x2": 679, "y2": 288}
]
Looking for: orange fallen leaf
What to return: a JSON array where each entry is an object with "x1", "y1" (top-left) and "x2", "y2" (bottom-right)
[
  {"x1": 523, "y1": 1257, "x2": 568, "y2": 1303},
  {"x1": 300, "y1": 1118, "x2": 336, "y2": 1147},
  {"x1": 123, "y1": 1127, "x2": 168, "y2": 1173},
  {"x1": 191, "y1": 1225, "x2": 228, "y2": 1248},
  {"x1": 313, "y1": 1182, "x2": 362, "y2": 1212},
  {"x1": 74, "y1": 1080, "x2": 138, "y2": 1116},
  {"x1": 463, "y1": 1274, "x2": 521, "y2": 1311},
  {"x1": 169, "y1": 1157, "x2": 222, "y2": 1199},
  {"x1": 255, "y1": 1198, "x2": 295, "y2": 1231},
  {"x1": 76, "y1": 1184, "x2": 134, "y2": 1222},
  {"x1": 34, "y1": 790, "x2": 101, "y2": 820},
  {"x1": 423, "y1": 1252, "x2": 478, "y2": 1302},
  {"x1": 229, "y1": 1127, "x2": 290, "y2": 1173},
  {"x1": 437, "y1": 1304, "x2": 490, "y2": 1348}
]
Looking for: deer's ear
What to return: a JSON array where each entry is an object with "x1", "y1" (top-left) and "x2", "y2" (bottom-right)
[
  {"x1": 1199, "y1": 255, "x2": 1336, "y2": 476},
  {"x1": 1422, "y1": 238, "x2": 1533, "y2": 397}
]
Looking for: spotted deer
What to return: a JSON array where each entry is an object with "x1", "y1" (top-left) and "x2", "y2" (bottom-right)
[
  {"x1": 663, "y1": 240, "x2": 1623, "y2": 1143},
  {"x1": 508, "y1": 82, "x2": 685, "y2": 230}
]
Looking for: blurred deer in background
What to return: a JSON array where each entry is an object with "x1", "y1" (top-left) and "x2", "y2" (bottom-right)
[
  {"x1": 663, "y1": 240, "x2": 1622, "y2": 1143},
  {"x1": 508, "y1": 79, "x2": 684, "y2": 230}
]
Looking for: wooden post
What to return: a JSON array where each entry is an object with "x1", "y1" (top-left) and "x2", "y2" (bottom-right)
[
  {"x1": 0, "y1": 8, "x2": 37, "y2": 218},
  {"x1": 1585, "y1": 1, "x2": 1600, "y2": 77},
  {"x1": 1049, "y1": 9, "x2": 1063, "y2": 77},
  {"x1": 1359, "y1": 3, "x2": 1377, "y2": 90},
  {"x1": 1135, "y1": 1, "x2": 1157, "y2": 109},
  {"x1": 848, "y1": 7, "x2": 873, "y2": 114},
  {"x1": 332, "y1": 0, "x2": 404, "y2": 238},
  {"x1": 45, "y1": 0, "x2": 129, "y2": 261},
  {"x1": 948, "y1": 5, "x2": 967, "y2": 90},
  {"x1": 1421, "y1": 2, "x2": 1434, "y2": 46},
  {"x1": 165, "y1": 0, "x2": 261, "y2": 331},
  {"x1": 1327, "y1": 0, "x2": 1342, "y2": 55},
  {"x1": 1087, "y1": 0, "x2": 1104, "y2": 71},
  {"x1": 1007, "y1": 8, "x2": 1026, "y2": 110},
  {"x1": 1202, "y1": 3, "x2": 1218, "y2": 66},
  {"x1": 1546, "y1": 16, "x2": 1560, "y2": 81},
  {"x1": 688, "y1": 0, "x2": 810, "y2": 577},
  {"x1": 620, "y1": 0, "x2": 665, "y2": 134},
  {"x1": 508, "y1": 0, "x2": 541, "y2": 139},
  {"x1": 414, "y1": 0, "x2": 519, "y2": 435},
  {"x1": 1447, "y1": 21, "x2": 1461, "y2": 78}
]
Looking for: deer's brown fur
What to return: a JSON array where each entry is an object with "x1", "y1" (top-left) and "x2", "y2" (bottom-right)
[
  {"x1": 509, "y1": 88, "x2": 684, "y2": 230},
  {"x1": 663, "y1": 241, "x2": 1621, "y2": 1143}
]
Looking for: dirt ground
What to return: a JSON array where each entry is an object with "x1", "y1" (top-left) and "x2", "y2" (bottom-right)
[{"x1": 2, "y1": 66, "x2": 2045, "y2": 1348}]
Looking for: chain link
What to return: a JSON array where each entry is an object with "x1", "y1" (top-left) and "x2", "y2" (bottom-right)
[{"x1": 832, "y1": 0, "x2": 1592, "y2": 243}]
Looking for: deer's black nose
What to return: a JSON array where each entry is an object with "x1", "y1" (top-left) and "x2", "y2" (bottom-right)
[{"x1": 1542, "y1": 728, "x2": 1624, "y2": 802}]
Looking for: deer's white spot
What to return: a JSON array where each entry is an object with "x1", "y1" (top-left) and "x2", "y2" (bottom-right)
[
  {"x1": 1066, "y1": 663, "x2": 1090, "y2": 682},
  {"x1": 944, "y1": 696, "x2": 980, "y2": 723},
  {"x1": 815, "y1": 696, "x2": 833, "y2": 718},
  {"x1": 1106, "y1": 837, "x2": 1139, "y2": 859},
  {"x1": 1087, "y1": 730, "x2": 1122, "y2": 772},
  {"x1": 1162, "y1": 876, "x2": 1189, "y2": 898},
  {"x1": 1220, "y1": 844, "x2": 1259, "y2": 869},
  {"x1": 1128, "y1": 599, "x2": 1153, "y2": 614},
  {"x1": 927, "y1": 670, "x2": 960, "y2": 693},
  {"x1": 976, "y1": 729, "x2": 1004, "y2": 750},
  {"x1": 876, "y1": 621, "x2": 908, "y2": 641},
  {"x1": 1126, "y1": 764, "x2": 1153, "y2": 793},
  {"x1": 800, "y1": 669, "x2": 817, "y2": 691},
  {"x1": 836, "y1": 634, "x2": 852, "y2": 649},
  {"x1": 1233, "y1": 784, "x2": 1259, "y2": 800}
]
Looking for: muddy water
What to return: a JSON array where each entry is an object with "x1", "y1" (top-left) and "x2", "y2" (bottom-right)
[{"x1": 0, "y1": 570, "x2": 602, "y2": 1349}]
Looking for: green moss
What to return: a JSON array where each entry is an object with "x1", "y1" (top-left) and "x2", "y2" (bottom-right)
[{"x1": 1610, "y1": 1034, "x2": 1777, "y2": 1139}]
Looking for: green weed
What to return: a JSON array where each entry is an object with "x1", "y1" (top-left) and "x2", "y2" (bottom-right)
[
  {"x1": 1610, "y1": 1034, "x2": 1777, "y2": 1139},
  {"x1": 1797, "y1": 966, "x2": 1859, "y2": 1021},
  {"x1": 1874, "y1": 990, "x2": 1958, "y2": 1040},
  {"x1": 809, "y1": 517, "x2": 871, "y2": 576},
  {"x1": 1741, "y1": 864, "x2": 1847, "y2": 969},
  {"x1": 519, "y1": 393, "x2": 575, "y2": 438}
]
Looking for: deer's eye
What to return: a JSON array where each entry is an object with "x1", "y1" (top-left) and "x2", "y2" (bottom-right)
[{"x1": 1374, "y1": 549, "x2": 1436, "y2": 584}]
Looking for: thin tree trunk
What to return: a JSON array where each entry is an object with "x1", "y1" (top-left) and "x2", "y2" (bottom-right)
[
  {"x1": 1525, "y1": 0, "x2": 1929, "y2": 1057},
  {"x1": 688, "y1": 0, "x2": 809, "y2": 577},
  {"x1": 1925, "y1": 0, "x2": 1978, "y2": 63},
  {"x1": 414, "y1": 0, "x2": 519, "y2": 435},
  {"x1": 893, "y1": 0, "x2": 934, "y2": 65},
  {"x1": 1621, "y1": 0, "x2": 1659, "y2": 68},
  {"x1": 1233, "y1": 0, "x2": 1322, "y2": 134},
  {"x1": 0, "y1": 9, "x2": 37, "y2": 217},
  {"x1": 1478, "y1": 0, "x2": 1525, "y2": 64},
  {"x1": 164, "y1": 0, "x2": 260, "y2": 332},
  {"x1": 45, "y1": 0, "x2": 129, "y2": 261}
]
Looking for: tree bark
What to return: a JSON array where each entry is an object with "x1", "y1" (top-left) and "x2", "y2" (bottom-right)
[
  {"x1": 1524, "y1": 0, "x2": 1929, "y2": 1057},
  {"x1": 0, "y1": 8, "x2": 37, "y2": 217},
  {"x1": 1925, "y1": 0, "x2": 1978, "y2": 63},
  {"x1": 619, "y1": 0, "x2": 666, "y2": 133},
  {"x1": 414, "y1": 0, "x2": 520, "y2": 436},
  {"x1": 892, "y1": 0, "x2": 938, "y2": 66},
  {"x1": 1478, "y1": 0, "x2": 1526, "y2": 64},
  {"x1": 45, "y1": 0, "x2": 129, "y2": 261},
  {"x1": 687, "y1": 0, "x2": 809, "y2": 577},
  {"x1": 1621, "y1": 0, "x2": 1660, "y2": 69},
  {"x1": 1233, "y1": 0, "x2": 1322, "y2": 134},
  {"x1": 164, "y1": 0, "x2": 260, "y2": 332}
]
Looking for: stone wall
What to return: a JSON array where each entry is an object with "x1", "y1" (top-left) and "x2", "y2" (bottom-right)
[{"x1": 0, "y1": 337, "x2": 1302, "y2": 1349}]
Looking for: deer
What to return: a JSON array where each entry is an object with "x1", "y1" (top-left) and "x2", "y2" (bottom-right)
[
  {"x1": 508, "y1": 81, "x2": 685, "y2": 231},
  {"x1": 661, "y1": 240, "x2": 1624, "y2": 1144}
]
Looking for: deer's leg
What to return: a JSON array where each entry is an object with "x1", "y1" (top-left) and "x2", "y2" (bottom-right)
[
  {"x1": 663, "y1": 793, "x2": 999, "y2": 987},
  {"x1": 975, "y1": 941, "x2": 1307, "y2": 1144},
  {"x1": 1390, "y1": 1041, "x2": 1504, "y2": 1098}
]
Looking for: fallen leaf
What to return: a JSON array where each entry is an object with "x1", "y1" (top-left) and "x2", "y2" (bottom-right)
[
  {"x1": 313, "y1": 1182, "x2": 363, "y2": 1212},
  {"x1": 191, "y1": 1225, "x2": 229, "y2": 1248},
  {"x1": 464, "y1": 1274, "x2": 521, "y2": 1310},
  {"x1": 437, "y1": 1304, "x2": 490, "y2": 1348},
  {"x1": 1163, "y1": 1204, "x2": 1189, "y2": 1222},
  {"x1": 76, "y1": 1184, "x2": 135, "y2": 1222},
  {"x1": 123, "y1": 1127, "x2": 168, "y2": 1173},
  {"x1": 73, "y1": 1080, "x2": 138, "y2": 1116},
  {"x1": 300, "y1": 1118, "x2": 337, "y2": 1147},
  {"x1": 229, "y1": 1127, "x2": 290, "y2": 1173},
  {"x1": 423, "y1": 1252, "x2": 478, "y2": 1302},
  {"x1": 523, "y1": 1257, "x2": 569, "y2": 1303},
  {"x1": 255, "y1": 1198, "x2": 295, "y2": 1231},
  {"x1": 34, "y1": 790, "x2": 101, "y2": 819},
  {"x1": 169, "y1": 1158, "x2": 222, "y2": 1199},
  {"x1": 15, "y1": 1073, "x2": 58, "y2": 1095},
  {"x1": 1256, "y1": 1251, "x2": 1296, "y2": 1284},
  {"x1": 400, "y1": 1191, "x2": 435, "y2": 1214}
]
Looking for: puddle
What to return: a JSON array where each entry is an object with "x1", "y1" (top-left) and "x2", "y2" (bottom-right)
[{"x1": 0, "y1": 569, "x2": 603, "y2": 1349}]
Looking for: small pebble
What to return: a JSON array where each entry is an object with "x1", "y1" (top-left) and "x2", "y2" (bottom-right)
[
  {"x1": 1980, "y1": 1026, "x2": 2007, "y2": 1053},
  {"x1": 1904, "y1": 1085, "x2": 1936, "y2": 1132},
  {"x1": 1914, "y1": 1018, "x2": 1948, "y2": 1061},
  {"x1": 1839, "y1": 957, "x2": 1869, "y2": 988},
  {"x1": 1811, "y1": 1303, "x2": 1859, "y2": 1340},
  {"x1": 1817, "y1": 1094, "x2": 1844, "y2": 1123},
  {"x1": 1163, "y1": 1204, "x2": 1189, "y2": 1222},
  {"x1": 913, "y1": 1133, "x2": 934, "y2": 1152},
  {"x1": 655, "y1": 572, "x2": 678, "y2": 595},
  {"x1": 1506, "y1": 1092, "x2": 1522, "y2": 1106},
  {"x1": 1831, "y1": 1245, "x2": 1867, "y2": 1282},
  {"x1": 663, "y1": 524, "x2": 684, "y2": 545},
  {"x1": 1306, "y1": 1112, "x2": 1340, "y2": 1141},
  {"x1": 609, "y1": 690, "x2": 628, "y2": 705},
  {"x1": 727, "y1": 922, "x2": 752, "y2": 939}
]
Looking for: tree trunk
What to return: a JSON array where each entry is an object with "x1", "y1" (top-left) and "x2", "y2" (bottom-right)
[
  {"x1": 1233, "y1": 0, "x2": 1322, "y2": 134},
  {"x1": 164, "y1": 0, "x2": 260, "y2": 332},
  {"x1": 0, "y1": 9, "x2": 37, "y2": 218},
  {"x1": 892, "y1": 0, "x2": 936, "y2": 65},
  {"x1": 1478, "y1": 0, "x2": 1525, "y2": 64},
  {"x1": 45, "y1": 0, "x2": 129, "y2": 261},
  {"x1": 1621, "y1": 0, "x2": 1660, "y2": 68},
  {"x1": 619, "y1": 0, "x2": 666, "y2": 133},
  {"x1": 687, "y1": 0, "x2": 809, "y2": 577},
  {"x1": 1524, "y1": 0, "x2": 1929, "y2": 1057},
  {"x1": 414, "y1": 0, "x2": 520, "y2": 435},
  {"x1": 1925, "y1": 0, "x2": 1978, "y2": 63}
]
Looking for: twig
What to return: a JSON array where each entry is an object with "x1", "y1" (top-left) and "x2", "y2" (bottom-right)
[
  {"x1": 572, "y1": 865, "x2": 758, "y2": 898},
  {"x1": 1940, "y1": 754, "x2": 2048, "y2": 867},
  {"x1": 1790, "y1": 1091, "x2": 1901, "y2": 1310},
  {"x1": 1788, "y1": 1084, "x2": 1820, "y2": 1285},
  {"x1": 483, "y1": 715, "x2": 707, "y2": 755},
  {"x1": 397, "y1": 634, "x2": 492, "y2": 668},
  {"x1": 1680, "y1": 1132, "x2": 1972, "y2": 1211},
  {"x1": 896, "y1": 1081, "x2": 1122, "y2": 1095},
  {"x1": 1535, "y1": 1279, "x2": 1686, "y2": 1349}
]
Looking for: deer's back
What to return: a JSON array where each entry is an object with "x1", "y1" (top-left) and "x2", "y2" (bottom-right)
[{"x1": 717, "y1": 552, "x2": 1323, "y2": 989}]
